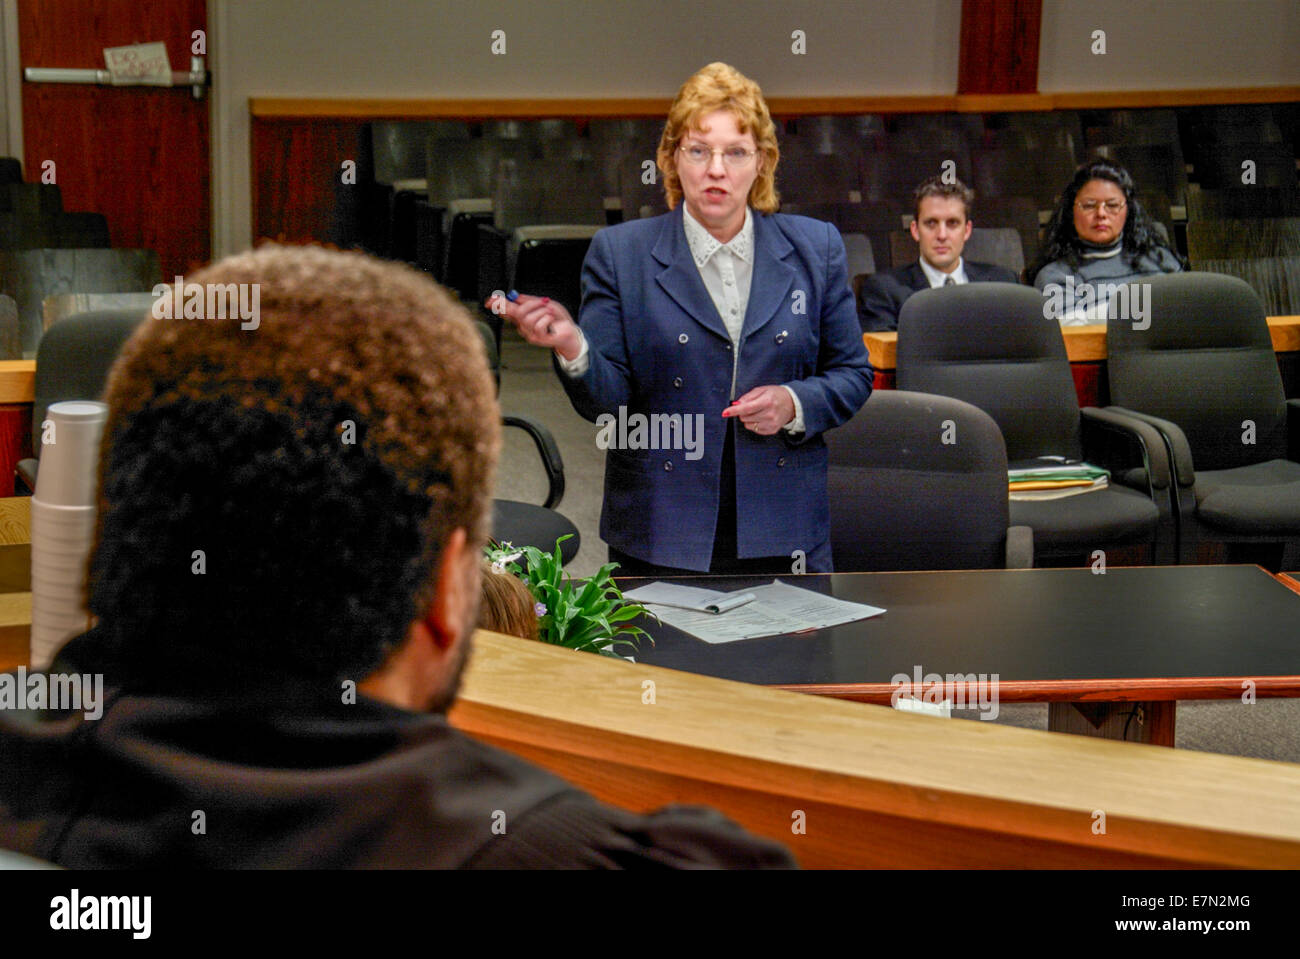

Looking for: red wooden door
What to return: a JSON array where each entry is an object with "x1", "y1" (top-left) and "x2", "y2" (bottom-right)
[{"x1": 18, "y1": 0, "x2": 210, "y2": 278}]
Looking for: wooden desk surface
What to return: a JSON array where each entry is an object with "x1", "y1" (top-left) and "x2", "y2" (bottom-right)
[
  {"x1": 864, "y1": 314, "x2": 1300, "y2": 373},
  {"x1": 453, "y1": 629, "x2": 1300, "y2": 867},
  {"x1": 623, "y1": 566, "x2": 1300, "y2": 704}
]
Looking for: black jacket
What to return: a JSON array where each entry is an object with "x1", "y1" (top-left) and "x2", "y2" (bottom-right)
[
  {"x1": 0, "y1": 629, "x2": 795, "y2": 869},
  {"x1": 857, "y1": 260, "x2": 1020, "y2": 332}
]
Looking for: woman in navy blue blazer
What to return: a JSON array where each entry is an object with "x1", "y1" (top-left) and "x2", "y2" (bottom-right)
[{"x1": 491, "y1": 63, "x2": 872, "y2": 575}]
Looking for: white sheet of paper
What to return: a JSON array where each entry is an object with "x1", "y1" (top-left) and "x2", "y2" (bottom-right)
[{"x1": 632, "y1": 579, "x2": 885, "y2": 644}]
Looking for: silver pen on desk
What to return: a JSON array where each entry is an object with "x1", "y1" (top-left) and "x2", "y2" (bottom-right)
[{"x1": 705, "y1": 592, "x2": 757, "y2": 614}]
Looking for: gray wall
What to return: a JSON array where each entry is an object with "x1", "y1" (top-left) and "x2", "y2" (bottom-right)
[
  {"x1": 208, "y1": 0, "x2": 1299, "y2": 257},
  {"x1": 1039, "y1": 0, "x2": 1300, "y2": 91}
]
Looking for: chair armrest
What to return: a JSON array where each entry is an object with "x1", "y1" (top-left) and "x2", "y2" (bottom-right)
[
  {"x1": 1079, "y1": 406, "x2": 1173, "y2": 493},
  {"x1": 503, "y1": 413, "x2": 566, "y2": 510},
  {"x1": 1005, "y1": 525, "x2": 1033, "y2": 570},
  {"x1": 1101, "y1": 406, "x2": 1197, "y2": 488},
  {"x1": 1288, "y1": 399, "x2": 1300, "y2": 462},
  {"x1": 15, "y1": 458, "x2": 37, "y2": 495}
]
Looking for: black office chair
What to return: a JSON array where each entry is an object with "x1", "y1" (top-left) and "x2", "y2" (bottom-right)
[
  {"x1": 1105, "y1": 273, "x2": 1300, "y2": 569},
  {"x1": 15, "y1": 307, "x2": 146, "y2": 494},
  {"x1": 827, "y1": 389, "x2": 1033, "y2": 571},
  {"x1": 897, "y1": 283, "x2": 1175, "y2": 565},
  {"x1": 474, "y1": 322, "x2": 580, "y2": 566}
]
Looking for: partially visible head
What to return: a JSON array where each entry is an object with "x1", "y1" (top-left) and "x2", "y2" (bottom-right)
[
  {"x1": 1030, "y1": 159, "x2": 1170, "y2": 279},
  {"x1": 478, "y1": 561, "x2": 540, "y2": 642},
  {"x1": 89, "y1": 245, "x2": 500, "y2": 702},
  {"x1": 657, "y1": 62, "x2": 779, "y2": 230},
  {"x1": 909, "y1": 176, "x2": 975, "y2": 273}
]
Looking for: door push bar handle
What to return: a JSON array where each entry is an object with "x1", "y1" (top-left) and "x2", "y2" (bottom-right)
[{"x1": 24, "y1": 55, "x2": 209, "y2": 99}]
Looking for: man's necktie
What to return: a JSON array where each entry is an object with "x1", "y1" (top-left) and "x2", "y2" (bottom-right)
[{"x1": 944, "y1": 276, "x2": 956, "y2": 286}]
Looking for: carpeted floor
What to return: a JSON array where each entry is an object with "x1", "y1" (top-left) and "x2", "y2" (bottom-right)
[{"x1": 492, "y1": 325, "x2": 1300, "y2": 765}]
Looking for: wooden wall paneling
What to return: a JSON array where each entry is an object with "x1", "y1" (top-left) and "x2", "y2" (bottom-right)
[
  {"x1": 251, "y1": 118, "x2": 372, "y2": 248},
  {"x1": 958, "y1": 0, "x2": 1044, "y2": 95}
]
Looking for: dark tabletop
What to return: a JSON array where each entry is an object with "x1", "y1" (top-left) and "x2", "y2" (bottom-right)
[{"x1": 616, "y1": 566, "x2": 1300, "y2": 694}]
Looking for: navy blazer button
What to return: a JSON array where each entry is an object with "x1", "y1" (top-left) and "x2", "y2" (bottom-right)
[
  {"x1": 723, "y1": 343, "x2": 732, "y2": 351},
  {"x1": 775, "y1": 330, "x2": 788, "y2": 344},
  {"x1": 678, "y1": 333, "x2": 689, "y2": 344},
  {"x1": 673, "y1": 377, "x2": 683, "y2": 388},
  {"x1": 664, "y1": 461, "x2": 674, "y2": 471},
  {"x1": 776, "y1": 457, "x2": 786, "y2": 467}
]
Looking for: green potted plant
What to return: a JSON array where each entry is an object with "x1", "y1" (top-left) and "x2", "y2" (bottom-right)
[{"x1": 484, "y1": 535, "x2": 655, "y2": 658}]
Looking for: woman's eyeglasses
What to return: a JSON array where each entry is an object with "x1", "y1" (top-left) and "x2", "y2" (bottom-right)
[
  {"x1": 678, "y1": 144, "x2": 757, "y2": 167},
  {"x1": 1075, "y1": 199, "x2": 1127, "y2": 215}
]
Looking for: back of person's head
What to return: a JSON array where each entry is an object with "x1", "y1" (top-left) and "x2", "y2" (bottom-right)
[
  {"x1": 88, "y1": 245, "x2": 500, "y2": 683},
  {"x1": 657, "y1": 61, "x2": 780, "y2": 214},
  {"x1": 477, "y1": 561, "x2": 540, "y2": 641},
  {"x1": 912, "y1": 175, "x2": 975, "y2": 222},
  {"x1": 1029, "y1": 158, "x2": 1170, "y2": 279}
]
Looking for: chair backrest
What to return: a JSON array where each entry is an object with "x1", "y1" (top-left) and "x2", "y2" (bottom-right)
[
  {"x1": 862, "y1": 150, "x2": 972, "y2": 204},
  {"x1": 493, "y1": 158, "x2": 605, "y2": 231},
  {"x1": 1099, "y1": 144, "x2": 1189, "y2": 208},
  {"x1": 1193, "y1": 142, "x2": 1297, "y2": 190},
  {"x1": 974, "y1": 195, "x2": 1040, "y2": 269},
  {"x1": 826, "y1": 389, "x2": 1010, "y2": 571},
  {"x1": 1189, "y1": 256, "x2": 1300, "y2": 315},
  {"x1": 54, "y1": 212, "x2": 110, "y2": 248},
  {"x1": 42, "y1": 291, "x2": 156, "y2": 332},
  {"x1": 842, "y1": 233, "x2": 875, "y2": 278},
  {"x1": 896, "y1": 283, "x2": 1082, "y2": 462},
  {"x1": 0, "y1": 294, "x2": 19, "y2": 359},
  {"x1": 776, "y1": 152, "x2": 863, "y2": 206},
  {"x1": 1106, "y1": 272, "x2": 1287, "y2": 471},
  {"x1": 619, "y1": 156, "x2": 669, "y2": 220},
  {"x1": 31, "y1": 307, "x2": 146, "y2": 440},
  {"x1": 426, "y1": 138, "x2": 529, "y2": 208},
  {"x1": 964, "y1": 227, "x2": 1024, "y2": 276},
  {"x1": 0, "y1": 248, "x2": 160, "y2": 355},
  {"x1": 1187, "y1": 217, "x2": 1300, "y2": 262},
  {"x1": 372, "y1": 121, "x2": 464, "y2": 185},
  {"x1": 1188, "y1": 187, "x2": 1300, "y2": 220}
]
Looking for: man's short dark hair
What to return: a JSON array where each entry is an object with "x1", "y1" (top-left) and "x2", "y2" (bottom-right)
[
  {"x1": 88, "y1": 245, "x2": 500, "y2": 683},
  {"x1": 912, "y1": 175, "x2": 975, "y2": 221}
]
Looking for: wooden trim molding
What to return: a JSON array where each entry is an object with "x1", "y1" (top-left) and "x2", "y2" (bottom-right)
[
  {"x1": 249, "y1": 86, "x2": 1300, "y2": 120},
  {"x1": 865, "y1": 316, "x2": 1300, "y2": 373},
  {"x1": 776, "y1": 675, "x2": 1300, "y2": 704}
]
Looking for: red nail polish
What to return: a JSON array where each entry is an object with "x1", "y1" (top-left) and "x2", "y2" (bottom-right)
[{"x1": 542, "y1": 297, "x2": 550, "y2": 303}]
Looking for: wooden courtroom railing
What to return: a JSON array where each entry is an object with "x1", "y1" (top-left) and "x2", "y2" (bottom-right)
[
  {"x1": 865, "y1": 315, "x2": 1300, "y2": 405},
  {"x1": 450, "y1": 629, "x2": 1300, "y2": 868},
  {"x1": 250, "y1": 86, "x2": 1300, "y2": 119}
]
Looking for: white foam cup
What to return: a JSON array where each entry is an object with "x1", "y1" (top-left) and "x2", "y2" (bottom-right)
[{"x1": 32, "y1": 401, "x2": 108, "y2": 508}]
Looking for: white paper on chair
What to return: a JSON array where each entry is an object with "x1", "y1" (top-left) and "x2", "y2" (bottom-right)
[{"x1": 625, "y1": 579, "x2": 885, "y2": 644}]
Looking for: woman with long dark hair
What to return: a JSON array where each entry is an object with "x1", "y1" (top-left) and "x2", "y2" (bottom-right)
[{"x1": 1029, "y1": 159, "x2": 1184, "y2": 324}]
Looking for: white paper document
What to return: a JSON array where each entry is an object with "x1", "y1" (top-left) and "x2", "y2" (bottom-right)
[{"x1": 624, "y1": 579, "x2": 886, "y2": 644}]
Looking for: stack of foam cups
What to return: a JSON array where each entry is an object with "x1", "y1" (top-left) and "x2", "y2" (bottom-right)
[{"x1": 30, "y1": 401, "x2": 109, "y2": 669}]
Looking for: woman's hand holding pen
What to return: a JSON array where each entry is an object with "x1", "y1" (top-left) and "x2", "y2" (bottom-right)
[{"x1": 486, "y1": 291, "x2": 582, "y2": 362}]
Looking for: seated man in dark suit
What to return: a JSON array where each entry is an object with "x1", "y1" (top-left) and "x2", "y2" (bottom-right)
[
  {"x1": 0, "y1": 245, "x2": 793, "y2": 870},
  {"x1": 858, "y1": 176, "x2": 1019, "y2": 332}
]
